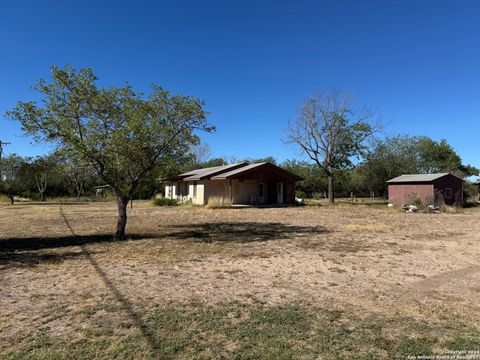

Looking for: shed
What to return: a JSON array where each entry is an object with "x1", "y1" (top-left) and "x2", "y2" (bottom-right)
[{"x1": 386, "y1": 173, "x2": 463, "y2": 207}]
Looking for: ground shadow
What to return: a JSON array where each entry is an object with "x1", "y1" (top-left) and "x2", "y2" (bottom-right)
[
  {"x1": 0, "y1": 233, "x2": 158, "y2": 252},
  {"x1": 58, "y1": 205, "x2": 163, "y2": 357},
  {"x1": 164, "y1": 222, "x2": 329, "y2": 243},
  {"x1": 0, "y1": 250, "x2": 87, "y2": 269}
]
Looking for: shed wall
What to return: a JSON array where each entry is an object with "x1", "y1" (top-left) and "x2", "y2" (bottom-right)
[{"x1": 388, "y1": 184, "x2": 434, "y2": 207}]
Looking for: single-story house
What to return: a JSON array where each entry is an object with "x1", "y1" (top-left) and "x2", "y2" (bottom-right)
[
  {"x1": 164, "y1": 162, "x2": 304, "y2": 205},
  {"x1": 386, "y1": 173, "x2": 464, "y2": 207}
]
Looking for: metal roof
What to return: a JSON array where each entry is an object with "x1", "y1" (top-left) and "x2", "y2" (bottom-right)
[
  {"x1": 210, "y1": 163, "x2": 266, "y2": 179},
  {"x1": 179, "y1": 162, "x2": 248, "y2": 181},
  {"x1": 211, "y1": 162, "x2": 304, "y2": 181},
  {"x1": 386, "y1": 173, "x2": 457, "y2": 183}
]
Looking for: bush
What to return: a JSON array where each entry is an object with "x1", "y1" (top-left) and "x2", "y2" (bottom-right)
[
  {"x1": 153, "y1": 197, "x2": 178, "y2": 206},
  {"x1": 407, "y1": 193, "x2": 423, "y2": 208},
  {"x1": 440, "y1": 204, "x2": 461, "y2": 214},
  {"x1": 206, "y1": 196, "x2": 232, "y2": 208}
]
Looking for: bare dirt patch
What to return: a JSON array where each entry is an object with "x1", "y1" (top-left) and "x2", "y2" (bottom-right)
[{"x1": 1, "y1": 201, "x2": 480, "y2": 358}]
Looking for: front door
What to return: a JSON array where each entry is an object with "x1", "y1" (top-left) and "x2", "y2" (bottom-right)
[
  {"x1": 277, "y1": 182, "x2": 284, "y2": 204},
  {"x1": 258, "y1": 183, "x2": 265, "y2": 204}
]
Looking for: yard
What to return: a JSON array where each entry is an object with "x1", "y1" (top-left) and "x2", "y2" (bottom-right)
[{"x1": 1, "y1": 201, "x2": 480, "y2": 359}]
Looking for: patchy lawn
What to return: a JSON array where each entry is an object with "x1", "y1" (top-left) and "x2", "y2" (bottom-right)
[{"x1": 1, "y1": 201, "x2": 480, "y2": 359}]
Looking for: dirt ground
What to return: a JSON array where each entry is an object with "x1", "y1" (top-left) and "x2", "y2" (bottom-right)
[{"x1": 1, "y1": 201, "x2": 480, "y2": 358}]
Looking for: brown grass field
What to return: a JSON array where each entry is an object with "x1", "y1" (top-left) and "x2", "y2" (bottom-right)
[{"x1": 1, "y1": 201, "x2": 480, "y2": 359}]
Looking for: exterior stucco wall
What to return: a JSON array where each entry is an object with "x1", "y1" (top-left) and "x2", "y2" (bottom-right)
[
  {"x1": 388, "y1": 184, "x2": 434, "y2": 207},
  {"x1": 232, "y1": 179, "x2": 259, "y2": 204},
  {"x1": 165, "y1": 178, "x2": 297, "y2": 206},
  {"x1": 165, "y1": 181, "x2": 205, "y2": 205},
  {"x1": 203, "y1": 180, "x2": 230, "y2": 203}
]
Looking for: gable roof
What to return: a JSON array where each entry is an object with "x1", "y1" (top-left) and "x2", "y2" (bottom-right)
[
  {"x1": 386, "y1": 173, "x2": 462, "y2": 183},
  {"x1": 165, "y1": 162, "x2": 304, "y2": 182},
  {"x1": 178, "y1": 162, "x2": 248, "y2": 181},
  {"x1": 210, "y1": 162, "x2": 304, "y2": 181}
]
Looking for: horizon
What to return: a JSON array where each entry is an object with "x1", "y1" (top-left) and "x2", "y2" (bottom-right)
[{"x1": 1, "y1": 1, "x2": 479, "y2": 169}]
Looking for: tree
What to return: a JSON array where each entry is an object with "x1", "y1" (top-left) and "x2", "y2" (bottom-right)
[
  {"x1": 285, "y1": 89, "x2": 379, "y2": 203},
  {"x1": 59, "y1": 155, "x2": 91, "y2": 200},
  {"x1": 0, "y1": 154, "x2": 25, "y2": 204},
  {"x1": 356, "y1": 135, "x2": 479, "y2": 196},
  {"x1": 7, "y1": 65, "x2": 214, "y2": 239},
  {"x1": 281, "y1": 159, "x2": 327, "y2": 198},
  {"x1": 30, "y1": 155, "x2": 58, "y2": 201}
]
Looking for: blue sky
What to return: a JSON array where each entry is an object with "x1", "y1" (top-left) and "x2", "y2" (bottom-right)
[{"x1": 1, "y1": 0, "x2": 479, "y2": 167}]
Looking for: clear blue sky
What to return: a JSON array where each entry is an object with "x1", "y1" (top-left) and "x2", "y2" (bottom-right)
[{"x1": 1, "y1": 0, "x2": 479, "y2": 167}]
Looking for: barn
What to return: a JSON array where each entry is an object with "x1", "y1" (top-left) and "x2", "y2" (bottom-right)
[
  {"x1": 387, "y1": 173, "x2": 464, "y2": 207},
  {"x1": 164, "y1": 162, "x2": 304, "y2": 206}
]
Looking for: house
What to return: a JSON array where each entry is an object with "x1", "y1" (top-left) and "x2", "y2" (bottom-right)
[
  {"x1": 386, "y1": 173, "x2": 463, "y2": 207},
  {"x1": 164, "y1": 162, "x2": 304, "y2": 205}
]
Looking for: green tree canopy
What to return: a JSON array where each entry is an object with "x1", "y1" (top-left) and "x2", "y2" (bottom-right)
[
  {"x1": 0, "y1": 154, "x2": 26, "y2": 204},
  {"x1": 285, "y1": 89, "x2": 380, "y2": 203},
  {"x1": 6, "y1": 65, "x2": 214, "y2": 238},
  {"x1": 354, "y1": 135, "x2": 479, "y2": 196}
]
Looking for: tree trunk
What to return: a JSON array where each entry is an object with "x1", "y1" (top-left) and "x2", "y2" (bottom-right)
[
  {"x1": 327, "y1": 174, "x2": 334, "y2": 204},
  {"x1": 115, "y1": 194, "x2": 128, "y2": 240},
  {"x1": 8, "y1": 195, "x2": 14, "y2": 205}
]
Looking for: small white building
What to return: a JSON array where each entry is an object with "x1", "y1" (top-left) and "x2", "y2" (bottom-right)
[{"x1": 164, "y1": 162, "x2": 303, "y2": 206}]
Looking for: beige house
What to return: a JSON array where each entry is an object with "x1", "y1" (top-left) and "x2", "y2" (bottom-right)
[{"x1": 164, "y1": 162, "x2": 303, "y2": 205}]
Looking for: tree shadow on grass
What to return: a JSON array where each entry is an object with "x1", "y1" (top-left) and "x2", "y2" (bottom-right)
[
  {"x1": 164, "y1": 222, "x2": 330, "y2": 243},
  {"x1": 0, "y1": 250, "x2": 87, "y2": 269},
  {"x1": 0, "y1": 233, "x2": 158, "y2": 252}
]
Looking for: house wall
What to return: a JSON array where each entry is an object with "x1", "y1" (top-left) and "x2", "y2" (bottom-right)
[
  {"x1": 165, "y1": 182, "x2": 205, "y2": 205},
  {"x1": 203, "y1": 180, "x2": 229, "y2": 203},
  {"x1": 388, "y1": 183, "x2": 434, "y2": 207},
  {"x1": 165, "y1": 178, "x2": 298, "y2": 206},
  {"x1": 232, "y1": 179, "x2": 259, "y2": 204}
]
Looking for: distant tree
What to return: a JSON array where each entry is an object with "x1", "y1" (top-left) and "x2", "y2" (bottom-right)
[
  {"x1": 285, "y1": 89, "x2": 380, "y2": 203},
  {"x1": 59, "y1": 155, "x2": 91, "y2": 200},
  {"x1": 0, "y1": 154, "x2": 25, "y2": 204},
  {"x1": 356, "y1": 135, "x2": 479, "y2": 196},
  {"x1": 7, "y1": 65, "x2": 214, "y2": 239},
  {"x1": 244, "y1": 156, "x2": 277, "y2": 164},
  {"x1": 281, "y1": 159, "x2": 326, "y2": 198},
  {"x1": 201, "y1": 158, "x2": 227, "y2": 167},
  {"x1": 27, "y1": 154, "x2": 59, "y2": 201}
]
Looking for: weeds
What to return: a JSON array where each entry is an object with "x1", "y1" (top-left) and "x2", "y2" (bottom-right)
[{"x1": 206, "y1": 196, "x2": 232, "y2": 208}]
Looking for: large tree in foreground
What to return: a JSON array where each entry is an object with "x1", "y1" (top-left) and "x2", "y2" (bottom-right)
[
  {"x1": 7, "y1": 65, "x2": 214, "y2": 239},
  {"x1": 285, "y1": 89, "x2": 379, "y2": 203}
]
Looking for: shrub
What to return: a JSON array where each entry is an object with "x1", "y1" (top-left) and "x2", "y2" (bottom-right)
[
  {"x1": 206, "y1": 196, "x2": 232, "y2": 208},
  {"x1": 440, "y1": 204, "x2": 461, "y2": 214},
  {"x1": 407, "y1": 193, "x2": 423, "y2": 208},
  {"x1": 153, "y1": 197, "x2": 178, "y2": 206}
]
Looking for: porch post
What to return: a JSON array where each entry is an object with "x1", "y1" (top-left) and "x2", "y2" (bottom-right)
[{"x1": 229, "y1": 179, "x2": 232, "y2": 203}]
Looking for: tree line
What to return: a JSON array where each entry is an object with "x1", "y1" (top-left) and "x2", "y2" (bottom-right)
[{"x1": 1, "y1": 66, "x2": 478, "y2": 238}]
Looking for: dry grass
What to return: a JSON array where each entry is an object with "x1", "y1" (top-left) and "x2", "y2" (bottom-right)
[
  {"x1": 1, "y1": 201, "x2": 480, "y2": 358},
  {"x1": 206, "y1": 196, "x2": 232, "y2": 208}
]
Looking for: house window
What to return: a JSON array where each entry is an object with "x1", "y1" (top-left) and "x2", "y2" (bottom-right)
[
  {"x1": 445, "y1": 188, "x2": 452, "y2": 199},
  {"x1": 193, "y1": 182, "x2": 197, "y2": 198}
]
